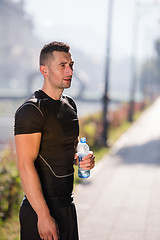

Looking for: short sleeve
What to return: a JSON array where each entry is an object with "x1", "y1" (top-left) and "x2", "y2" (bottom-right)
[
  {"x1": 66, "y1": 96, "x2": 77, "y2": 113},
  {"x1": 14, "y1": 103, "x2": 44, "y2": 135}
]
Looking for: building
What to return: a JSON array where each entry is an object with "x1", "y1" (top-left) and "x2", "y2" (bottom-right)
[{"x1": 0, "y1": 0, "x2": 41, "y2": 94}]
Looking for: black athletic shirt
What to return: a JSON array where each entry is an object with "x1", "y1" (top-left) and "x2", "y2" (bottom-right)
[{"x1": 14, "y1": 90, "x2": 79, "y2": 208}]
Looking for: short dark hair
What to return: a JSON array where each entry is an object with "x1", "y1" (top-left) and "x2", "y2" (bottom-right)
[{"x1": 39, "y1": 41, "x2": 70, "y2": 66}]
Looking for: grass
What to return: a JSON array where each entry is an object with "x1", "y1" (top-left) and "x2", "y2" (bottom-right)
[
  {"x1": 0, "y1": 213, "x2": 20, "y2": 240},
  {"x1": 108, "y1": 109, "x2": 142, "y2": 145}
]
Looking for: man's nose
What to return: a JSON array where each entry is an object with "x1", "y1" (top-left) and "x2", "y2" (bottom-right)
[{"x1": 66, "y1": 65, "x2": 73, "y2": 75}]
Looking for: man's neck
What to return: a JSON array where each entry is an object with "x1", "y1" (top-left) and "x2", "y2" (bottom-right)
[{"x1": 41, "y1": 86, "x2": 63, "y2": 100}]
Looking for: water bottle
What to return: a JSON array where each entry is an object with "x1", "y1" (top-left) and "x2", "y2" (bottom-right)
[{"x1": 77, "y1": 137, "x2": 90, "y2": 178}]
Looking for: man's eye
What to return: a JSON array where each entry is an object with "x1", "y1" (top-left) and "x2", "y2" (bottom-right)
[{"x1": 70, "y1": 64, "x2": 73, "y2": 70}]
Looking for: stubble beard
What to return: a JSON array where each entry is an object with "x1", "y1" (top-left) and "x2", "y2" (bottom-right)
[{"x1": 62, "y1": 79, "x2": 72, "y2": 89}]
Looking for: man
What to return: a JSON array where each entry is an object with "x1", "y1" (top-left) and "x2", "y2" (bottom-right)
[{"x1": 14, "y1": 41, "x2": 95, "y2": 240}]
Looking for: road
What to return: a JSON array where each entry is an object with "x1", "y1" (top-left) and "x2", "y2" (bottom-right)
[{"x1": 75, "y1": 97, "x2": 160, "y2": 240}]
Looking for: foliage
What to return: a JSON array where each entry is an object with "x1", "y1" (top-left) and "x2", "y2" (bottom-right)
[
  {"x1": 79, "y1": 112, "x2": 103, "y2": 148},
  {"x1": 139, "y1": 37, "x2": 160, "y2": 100},
  {"x1": 79, "y1": 102, "x2": 144, "y2": 150},
  {"x1": 0, "y1": 214, "x2": 20, "y2": 240},
  {"x1": 0, "y1": 146, "x2": 23, "y2": 222}
]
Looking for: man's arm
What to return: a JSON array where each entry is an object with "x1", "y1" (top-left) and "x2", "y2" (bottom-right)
[{"x1": 15, "y1": 133, "x2": 59, "y2": 240}]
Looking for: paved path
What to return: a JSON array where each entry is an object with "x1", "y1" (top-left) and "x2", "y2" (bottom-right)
[{"x1": 75, "y1": 98, "x2": 160, "y2": 240}]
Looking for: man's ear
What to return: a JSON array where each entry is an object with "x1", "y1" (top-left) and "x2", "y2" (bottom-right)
[{"x1": 40, "y1": 65, "x2": 48, "y2": 77}]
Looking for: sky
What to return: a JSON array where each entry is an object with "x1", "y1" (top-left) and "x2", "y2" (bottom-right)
[
  {"x1": 22, "y1": 0, "x2": 136, "y2": 60},
  {"x1": 21, "y1": 0, "x2": 160, "y2": 61},
  {"x1": 23, "y1": 0, "x2": 109, "y2": 58},
  {"x1": 21, "y1": 0, "x2": 160, "y2": 101},
  {"x1": 22, "y1": 0, "x2": 160, "y2": 62}
]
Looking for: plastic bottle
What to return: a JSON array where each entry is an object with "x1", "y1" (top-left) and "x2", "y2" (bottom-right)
[{"x1": 77, "y1": 137, "x2": 90, "y2": 178}]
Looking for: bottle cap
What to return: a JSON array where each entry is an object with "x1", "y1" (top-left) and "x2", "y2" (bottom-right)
[{"x1": 80, "y1": 137, "x2": 86, "y2": 143}]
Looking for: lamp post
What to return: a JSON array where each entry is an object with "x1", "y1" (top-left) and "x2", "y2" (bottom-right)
[
  {"x1": 102, "y1": 0, "x2": 114, "y2": 146},
  {"x1": 128, "y1": 1, "x2": 140, "y2": 122}
]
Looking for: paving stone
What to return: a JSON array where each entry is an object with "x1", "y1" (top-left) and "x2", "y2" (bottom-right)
[{"x1": 75, "y1": 98, "x2": 160, "y2": 240}]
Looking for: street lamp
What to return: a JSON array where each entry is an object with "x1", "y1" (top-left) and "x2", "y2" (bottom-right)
[
  {"x1": 128, "y1": 1, "x2": 139, "y2": 122},
  {"x1": 102, "y1": 0, "x2": 114, "y2": 145}
]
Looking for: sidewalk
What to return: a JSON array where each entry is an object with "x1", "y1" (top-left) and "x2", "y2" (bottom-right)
[{"x1": 75, "y1": 98, "x2": 160, "y2": 240}]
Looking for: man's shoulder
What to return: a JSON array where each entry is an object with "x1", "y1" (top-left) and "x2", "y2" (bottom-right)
[
  {"x1": 14, "y1": 91, "x2": 45, "y2": 135},
  {"x1": 15, "y1": 91, "x2": 46, "y2": 117},
  {"x1": 63, "y1": 94, "x2": 77, "y2": 111},
  {"x1": 62, "y1": 94, "x2": 76, "y2": 103}
]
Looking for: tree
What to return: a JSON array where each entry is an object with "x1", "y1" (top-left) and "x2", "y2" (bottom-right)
[{"x1": 139, "y1": 38, "x2": 160, "y2": 100}]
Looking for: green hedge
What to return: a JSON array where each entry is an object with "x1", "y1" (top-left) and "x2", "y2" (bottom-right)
[{"x1": 0, "y1": 147, "x2": 23, "y2": 221}]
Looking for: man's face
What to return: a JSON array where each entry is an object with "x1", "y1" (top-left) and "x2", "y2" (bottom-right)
[{"x1": 45, "y1": 51, "x2": 74, "y2": 90}]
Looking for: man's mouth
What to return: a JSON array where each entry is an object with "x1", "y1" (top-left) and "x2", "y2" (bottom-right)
[{"x1": 64, "y1": 77, "x2": 72, "y2": 81}]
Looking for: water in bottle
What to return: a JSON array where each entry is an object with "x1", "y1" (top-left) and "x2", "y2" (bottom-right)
[{"x1": 77, "y1": 137, "x2": 90, "y2": 178}]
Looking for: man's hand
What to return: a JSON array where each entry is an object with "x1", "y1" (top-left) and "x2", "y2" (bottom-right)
[
  {"x1": 38, "y1": 214, "x2": 59, "y2": 240},
  {"x1": 74, "y1": 151, "x2": 95, "y2": 170}
]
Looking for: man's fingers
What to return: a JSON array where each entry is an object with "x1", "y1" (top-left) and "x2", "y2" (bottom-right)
[
  {"x1": 48, "y1": 235, "x2": 53, "y2": 240},
  {"x1": 82, "y1": 151, "x2": 94, "y2": 160},
  {"x1": 80, "y1": 157, "x2": 95, "y2": 170},
  {"x1": 56, "y1": 224, "x2": 60, "y2": 238},
  {"x1": 40, "y1": 234, "x2": 44, "y2": 239}
]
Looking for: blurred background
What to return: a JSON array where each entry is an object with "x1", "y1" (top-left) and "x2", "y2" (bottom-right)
[
  {"x1": 0, "y1": 0, "x2": 160, "y2": 146},
  {"x1": 1, "y1": 0, "x2": 160, "y2": 238}
]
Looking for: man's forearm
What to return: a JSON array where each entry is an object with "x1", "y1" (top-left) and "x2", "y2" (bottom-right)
[
  {"x1": 19, "y1": 161, "x2": 50, "y2": 218},
  {"x1": 19, "y1": 161, "x2": 59, "y2": 239}
]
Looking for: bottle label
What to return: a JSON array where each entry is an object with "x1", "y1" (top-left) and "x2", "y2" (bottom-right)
[
  {"x1": 78, "y1": 154, "x2": 90, "y2": 179},
  {"x1": 78, "y1": 154, "x2": 86, "y2": 166}
]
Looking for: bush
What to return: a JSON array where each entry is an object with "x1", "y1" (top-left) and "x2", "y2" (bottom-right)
[
  {"x1": 79, "y1": 101, "x2": 145, "y2": 149},
  {"x1": 0, "y1": 146, "x2": 22, "y2": 221},
  {"x1": 79, "y1": 112, "x2": 103, "y2": 148}
]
